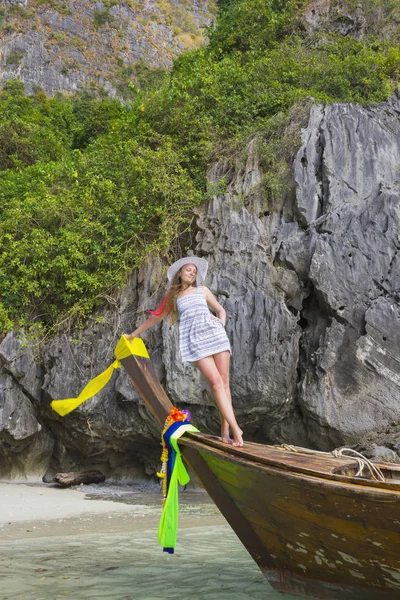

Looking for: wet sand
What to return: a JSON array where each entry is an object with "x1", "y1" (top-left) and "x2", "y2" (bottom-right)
[
  {"x1": 0, "y1": 483, "x2": 300, "y2": 600},
  {"x1": 0, "y1": 482, "x2": 223, "y2": 541}
]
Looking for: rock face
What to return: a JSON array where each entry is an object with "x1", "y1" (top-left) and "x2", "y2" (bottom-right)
[
  {"x1": 303, "y1": 0, "x2": 400, "y2": 42},
  {"x1": 292, "y1": 100, "x2": 400, "y2": 451},
  {"x1": 0, "y1": 0, "x2": 215, "y2": 96},
  {"x1": 1, "y1": 96, "x2": 399, "y2": 480},
  {"x1": 0, "y1": 334, "x2": 53, "y2": 480}
]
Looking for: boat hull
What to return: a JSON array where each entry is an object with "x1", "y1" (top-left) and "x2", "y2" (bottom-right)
[
  {"x1": 265, "y1": 568, "x2": 400, "y2": 599},
  {"x1": 183, "y1": 439, "x2": 400, "y2": 600},
  {"x1": 121, "y1": 350, "x2": 400, "y2": 600}
]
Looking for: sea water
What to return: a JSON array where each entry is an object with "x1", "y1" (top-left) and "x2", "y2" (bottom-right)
[
  {"x1": 0, "y1": 486, "x2": 304, "y2": 600},
  {"x1": 0, "y1": 525, "x2": 306, "y2": 600}
]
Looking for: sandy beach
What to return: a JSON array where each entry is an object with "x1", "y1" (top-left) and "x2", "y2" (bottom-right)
[{"x1": 0, "y1": 481, "x2": 224, "y2": 541}]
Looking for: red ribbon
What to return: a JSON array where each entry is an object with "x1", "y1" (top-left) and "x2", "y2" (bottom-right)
[{"x1": 147, "y1": 293, "x2": 169, "y2": 316}]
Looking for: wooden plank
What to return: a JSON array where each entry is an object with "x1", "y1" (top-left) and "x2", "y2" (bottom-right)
[
  {"x1": 182, "y1": 434, "x2": 400, "y2": 492},
  {"x1": 185, "y1": 433, "x2": 354, "y2": 472},
  {"x1": 121, "y1": 354, "x2": 172, "y2": 428}
]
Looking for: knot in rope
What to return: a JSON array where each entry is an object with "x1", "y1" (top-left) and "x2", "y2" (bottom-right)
[
  {"x1": 275, "y1": 444, "x2": 386, "y2": 482},
  {"x1": 332, "y1": 448, "x2": 385, "y2": 482}
]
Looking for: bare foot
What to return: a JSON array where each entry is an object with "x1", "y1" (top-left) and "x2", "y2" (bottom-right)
[
  {"x1": 221, "y1": 427, "x2": 233, "y2": 445},
  {"x1": 232, "y1": 428, "x2": 244, "y2": 448}
]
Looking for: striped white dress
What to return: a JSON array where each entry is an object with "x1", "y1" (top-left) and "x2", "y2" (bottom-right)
[{"x1": 176, "y1": 287, "x2": 231, "y2": 363}]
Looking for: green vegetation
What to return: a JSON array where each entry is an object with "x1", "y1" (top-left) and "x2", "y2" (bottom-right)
[
  {"x1": 31, "y1": 0, "x2": 72, "y2": 14},
  {"x1": 5, "y1": 50, "x2": 24, "y2": 67},
  {"x1": 0, "y1": 0, "x2": 399, "y2": 332},
  {"x1": 0, "y1": 83, "x2": 201, "y2": 331},
  {"x1": 93, "y1": 9, "x2": 115, "y2": 28},
  {"x1": 102, "y1": 0, "x2": 120, "y2": 8}
]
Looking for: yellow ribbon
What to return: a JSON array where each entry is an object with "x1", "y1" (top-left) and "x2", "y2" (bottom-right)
[{"x1": 50, "y1": 336, "x2": 149, "y2": 417}]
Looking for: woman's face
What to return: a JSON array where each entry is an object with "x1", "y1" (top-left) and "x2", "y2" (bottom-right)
[{"x1": 180, "y1": 264, "x2": 197, "y2": 285}]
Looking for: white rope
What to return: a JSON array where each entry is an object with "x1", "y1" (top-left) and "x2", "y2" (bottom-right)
[
  {"x1": 275, "y1": 444, "x2": 386, "y2": 482},
  {"x1": 332, "y1": 448, "x2": 385, "y2": 483}
]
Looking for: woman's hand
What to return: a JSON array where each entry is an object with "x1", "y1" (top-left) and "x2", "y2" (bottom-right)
[
  {"x1": 210, "y1": 315, "x2": 225, "y2": 326},
  {"x1": 203, "y1": 287, "x2": 227, "y2": 326},
  {"x1": 124, "y1": 331, "x2": 139, "y2": 341}
]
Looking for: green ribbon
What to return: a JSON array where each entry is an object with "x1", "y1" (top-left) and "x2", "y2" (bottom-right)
[{"x1": 158, "y1": 423, "x2": 199, "y2": 552}]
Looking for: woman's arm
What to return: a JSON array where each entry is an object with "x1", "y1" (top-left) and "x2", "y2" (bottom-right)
[
  {"x1": 202, "y1": 287, "x2": 226, "y2": 326},
  {"x1": 125, "y1": 313, "x2": 164, "y2": 340}
]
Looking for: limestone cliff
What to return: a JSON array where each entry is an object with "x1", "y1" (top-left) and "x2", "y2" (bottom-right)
[
  {"x1": 0, "y1": 0, "x2": 216, "y2": 96},
  {"x1": 1, "y1": 95, "x2": 399, "y2": 480},
  {"x1": 2, "y1": 0, "x2": 398, "y2": 99},
  {"x1": 303, "y1": 0, "x2": 400, "y2": 41}
]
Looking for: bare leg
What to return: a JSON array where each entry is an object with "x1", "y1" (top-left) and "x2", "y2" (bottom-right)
[
  {"x1": 218, "y1": 409, "x2": 231, "y2": 444},
  {"x1": 214, "y1": 351, "x2": 234, "y2": 444},
  {"x1": 195, "y1": 355, "x2": 243, "y2": 447}
]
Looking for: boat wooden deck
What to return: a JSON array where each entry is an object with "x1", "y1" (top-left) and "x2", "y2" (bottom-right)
[{"x1": 182, "y1": 433, "x2": 400, "y2": 491}]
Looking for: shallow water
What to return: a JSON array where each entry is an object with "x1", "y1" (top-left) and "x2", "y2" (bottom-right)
[
  {"x1": 0, "y1": 484, "x2": 306, "y2": 600},
  {"x1": 0, "y1": 523, "x2": 303, "y2": 600}
]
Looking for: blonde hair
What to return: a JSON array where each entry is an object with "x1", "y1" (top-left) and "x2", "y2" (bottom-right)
[{"x1": 164, "y1": 268, "x2": 197, "y2": 325}]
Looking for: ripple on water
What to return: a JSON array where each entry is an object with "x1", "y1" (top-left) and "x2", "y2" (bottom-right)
[{"x1": 0, "y1": 524, "x2": 304, "y2": 600}]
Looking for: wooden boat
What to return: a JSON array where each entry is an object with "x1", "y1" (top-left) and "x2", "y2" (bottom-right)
[{"x1": 121, "y1": 347, "x2": 400, "y2": 600}]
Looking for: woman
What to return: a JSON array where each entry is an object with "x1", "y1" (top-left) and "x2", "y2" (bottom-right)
[{"x1": 125, "y1": 257, "x2": 243, "y2": 447}]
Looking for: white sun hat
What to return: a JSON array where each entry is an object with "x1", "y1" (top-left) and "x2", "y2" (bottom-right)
[{"x1": 167, "y1": 256, "x2": 209, "y2": 285}]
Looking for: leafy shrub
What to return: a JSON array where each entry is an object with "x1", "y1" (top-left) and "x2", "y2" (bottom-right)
[
  {"x1": 6, "y1": 50, "x2": 24, "y2": 67},
  {"x1": 0, "y1": 0, "x2": 399, "y2": 332},
  {"x1": 93, "y1": 10, "x2": 115, "y2": 27},
  {"x1": 0, "y1": 89, "x2": 202, "y2": 329}
]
